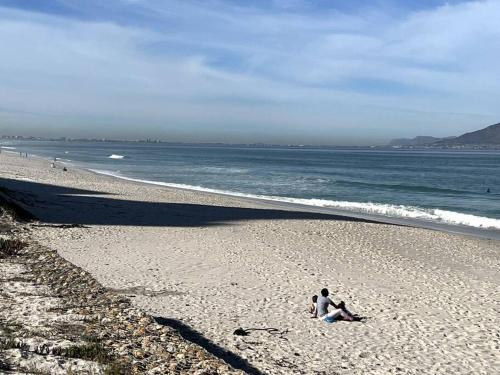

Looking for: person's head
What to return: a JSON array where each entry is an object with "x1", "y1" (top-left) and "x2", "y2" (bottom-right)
[
  {"x1": 321, "y1": 288, "x2": 329, "y2": 297},
  {"x1": 312, "y1": 295, "x2": 318, "y2": 303}
]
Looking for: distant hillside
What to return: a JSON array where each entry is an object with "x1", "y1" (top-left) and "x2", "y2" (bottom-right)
[
  {"x1": 388, "y1": 136, "x2": 444, "y2": 146},
  {"x1": 388, "y1": 122, "x2": 500, "y2": 147},
  {"x1": 434, "y1": 123, "x2": 500, "y2": 146}
]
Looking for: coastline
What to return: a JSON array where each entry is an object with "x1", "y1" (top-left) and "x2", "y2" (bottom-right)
[
  {"x1": 87, "y1": 167, "x2": 500, "y2": 241},
  {"x1": 1, "y1": 152, "x2": 499, "y2": 374},
  {"x1": 4, "y1": 145, "x2": 500, "y2": 239}
]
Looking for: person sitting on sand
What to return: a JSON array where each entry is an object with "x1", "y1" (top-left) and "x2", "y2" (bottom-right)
[
  {"x1": 309, "y1": 295, "x2": 318, "y2": 318},
  {"x1": 316, "y1": 288, "x2": 354, "y2": 322}
]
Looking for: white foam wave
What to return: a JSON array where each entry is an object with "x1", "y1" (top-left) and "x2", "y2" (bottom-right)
[
  {"x1": 88, "y1": 169, "x2": 500, "y2": 230},
  {"x1": 200, "y1": 166, "x2": 249, "y2": 174},
  {"x1": 1, "y1": 146, "x2": 16, "y2": 149},
  {"x1": 109, "y1": 154, "x2": 125, "y2": 159}
]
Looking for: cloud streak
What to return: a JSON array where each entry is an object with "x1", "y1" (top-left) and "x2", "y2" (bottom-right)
[{"x1": 0, "y1": 0, "x2": 499, "y2": 144}]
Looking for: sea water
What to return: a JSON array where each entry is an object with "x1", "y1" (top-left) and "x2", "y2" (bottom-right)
[{"x1": 2, "y1": 141, "x2": 499, "y2": 233}]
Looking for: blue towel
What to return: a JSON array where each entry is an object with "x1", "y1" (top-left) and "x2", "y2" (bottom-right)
[{"x1": 324, "y1": 316, "x2": 336, "y2": 323}]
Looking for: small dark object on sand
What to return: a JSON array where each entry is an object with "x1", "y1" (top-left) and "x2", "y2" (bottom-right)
[
  {"x1": 233, "y1": 328, "x2": 249, "y2": 336},
  {"x1": 233, "y1": 327, "x2": 289, "y2": 341},
  {"x1": 63, "y1": 167, "x2": 68, "y2": 172}
]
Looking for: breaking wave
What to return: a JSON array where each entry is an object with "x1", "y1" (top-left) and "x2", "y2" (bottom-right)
[
  {"x1": 88, "y1": 169, "x2": 500, "y2": 230},
  {"x1": 109, "y1": 154, "x2": 125, "y2": 159}
]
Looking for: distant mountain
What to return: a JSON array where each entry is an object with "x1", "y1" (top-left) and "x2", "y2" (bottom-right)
[
  {"x1": 433, "y1": 122, "x2": 500, "y2": 146},
  {"x1": 388, "y1": 122, "x2": 500, "y2": 148},
  {"x1": 388, "y1": 136, "x2": 444, "y2": 146}
]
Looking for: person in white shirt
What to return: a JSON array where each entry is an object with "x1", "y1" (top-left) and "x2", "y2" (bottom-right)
[{"x1": 316, "y1": 288, "x2": 354, "y2": 322}]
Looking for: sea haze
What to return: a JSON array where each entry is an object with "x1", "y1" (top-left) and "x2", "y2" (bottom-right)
[{"x1": 2, "y1": 141, "x2": 500, "y2": 233}]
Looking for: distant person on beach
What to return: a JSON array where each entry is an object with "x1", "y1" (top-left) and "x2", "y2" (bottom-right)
[
  {"x1": 309, "y1": 295, "x2": 318, "y2": 318},
  {"x1": 316, "y1": 288, "x2": 354, "y2": 322}
]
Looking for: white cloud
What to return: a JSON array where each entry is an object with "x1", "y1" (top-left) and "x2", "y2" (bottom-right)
[{"x1": 0, "y1": 1, "x2": 499, "y2": 144}]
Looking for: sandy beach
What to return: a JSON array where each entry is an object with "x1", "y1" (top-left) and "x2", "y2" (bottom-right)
[{"x1": 1, "y1": 152, "x2": 499, "y2": 374}]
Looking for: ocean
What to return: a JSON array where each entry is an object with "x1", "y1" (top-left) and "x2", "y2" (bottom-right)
[{"x1": 2, "y1": 140, "x2": 500, "y2": 233}]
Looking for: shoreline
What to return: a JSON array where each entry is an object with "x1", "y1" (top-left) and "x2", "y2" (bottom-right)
[
  {"x1": 3, "y1": 147, "x2": 500, "y2": 239},
  {"x1": 87, "y1": 167, "x2": 500, "y2": 241},
  {"x1": 1, "y1": 152, "x2": 499, "y2": 374}
]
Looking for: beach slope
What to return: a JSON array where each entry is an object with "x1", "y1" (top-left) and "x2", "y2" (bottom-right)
[{"x1": 1, "y1": 152, "x2": 499, "y2": 374}]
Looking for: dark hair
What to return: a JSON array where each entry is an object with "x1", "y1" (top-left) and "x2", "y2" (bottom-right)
[
  {"x1": 321, "y1": 288, "x2": 329, "y2": 297},
  {"x1": 312, "y1": 295, "x2": 318, "y2": 303}
]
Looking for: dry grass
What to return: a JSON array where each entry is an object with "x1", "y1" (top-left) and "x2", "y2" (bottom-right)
[{"x1": 0, "y1": 238, "x2": 28, "y2": 258}]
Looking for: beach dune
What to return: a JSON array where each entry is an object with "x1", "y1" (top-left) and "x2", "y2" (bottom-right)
[{"x1": 1, "y1": 152, "x2": 499, "y2": 374}]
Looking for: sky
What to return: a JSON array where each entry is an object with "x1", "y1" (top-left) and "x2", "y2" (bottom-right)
[{"x1": 0, "y1": 0, "x2": 499, "y2": 145}]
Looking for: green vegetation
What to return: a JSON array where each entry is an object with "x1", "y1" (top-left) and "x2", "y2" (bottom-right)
[{"x1": 55, "y1": 341, "x2": 109, "y2": 363}]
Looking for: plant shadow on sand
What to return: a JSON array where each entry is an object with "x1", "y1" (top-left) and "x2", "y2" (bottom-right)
[
  {"x1": 0, "y1": 177, "x2": 388, "y2": 228},
  {"x1": 154, "y1": 317, "x2": 264, "y2": 375}
]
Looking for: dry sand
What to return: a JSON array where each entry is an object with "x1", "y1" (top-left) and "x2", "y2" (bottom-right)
[{"x1": 1, "y1": 152, "x2": 499, "y2": 374}]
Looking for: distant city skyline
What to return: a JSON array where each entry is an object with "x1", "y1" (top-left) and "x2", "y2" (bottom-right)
[{"x1": 1, "y1": 0, "x2": 500, "y2": 145}]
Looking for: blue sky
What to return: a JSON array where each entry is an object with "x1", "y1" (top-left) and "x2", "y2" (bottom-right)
[{"x1": 0, "y1": 0, "x2": 499, "y2": 145}]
